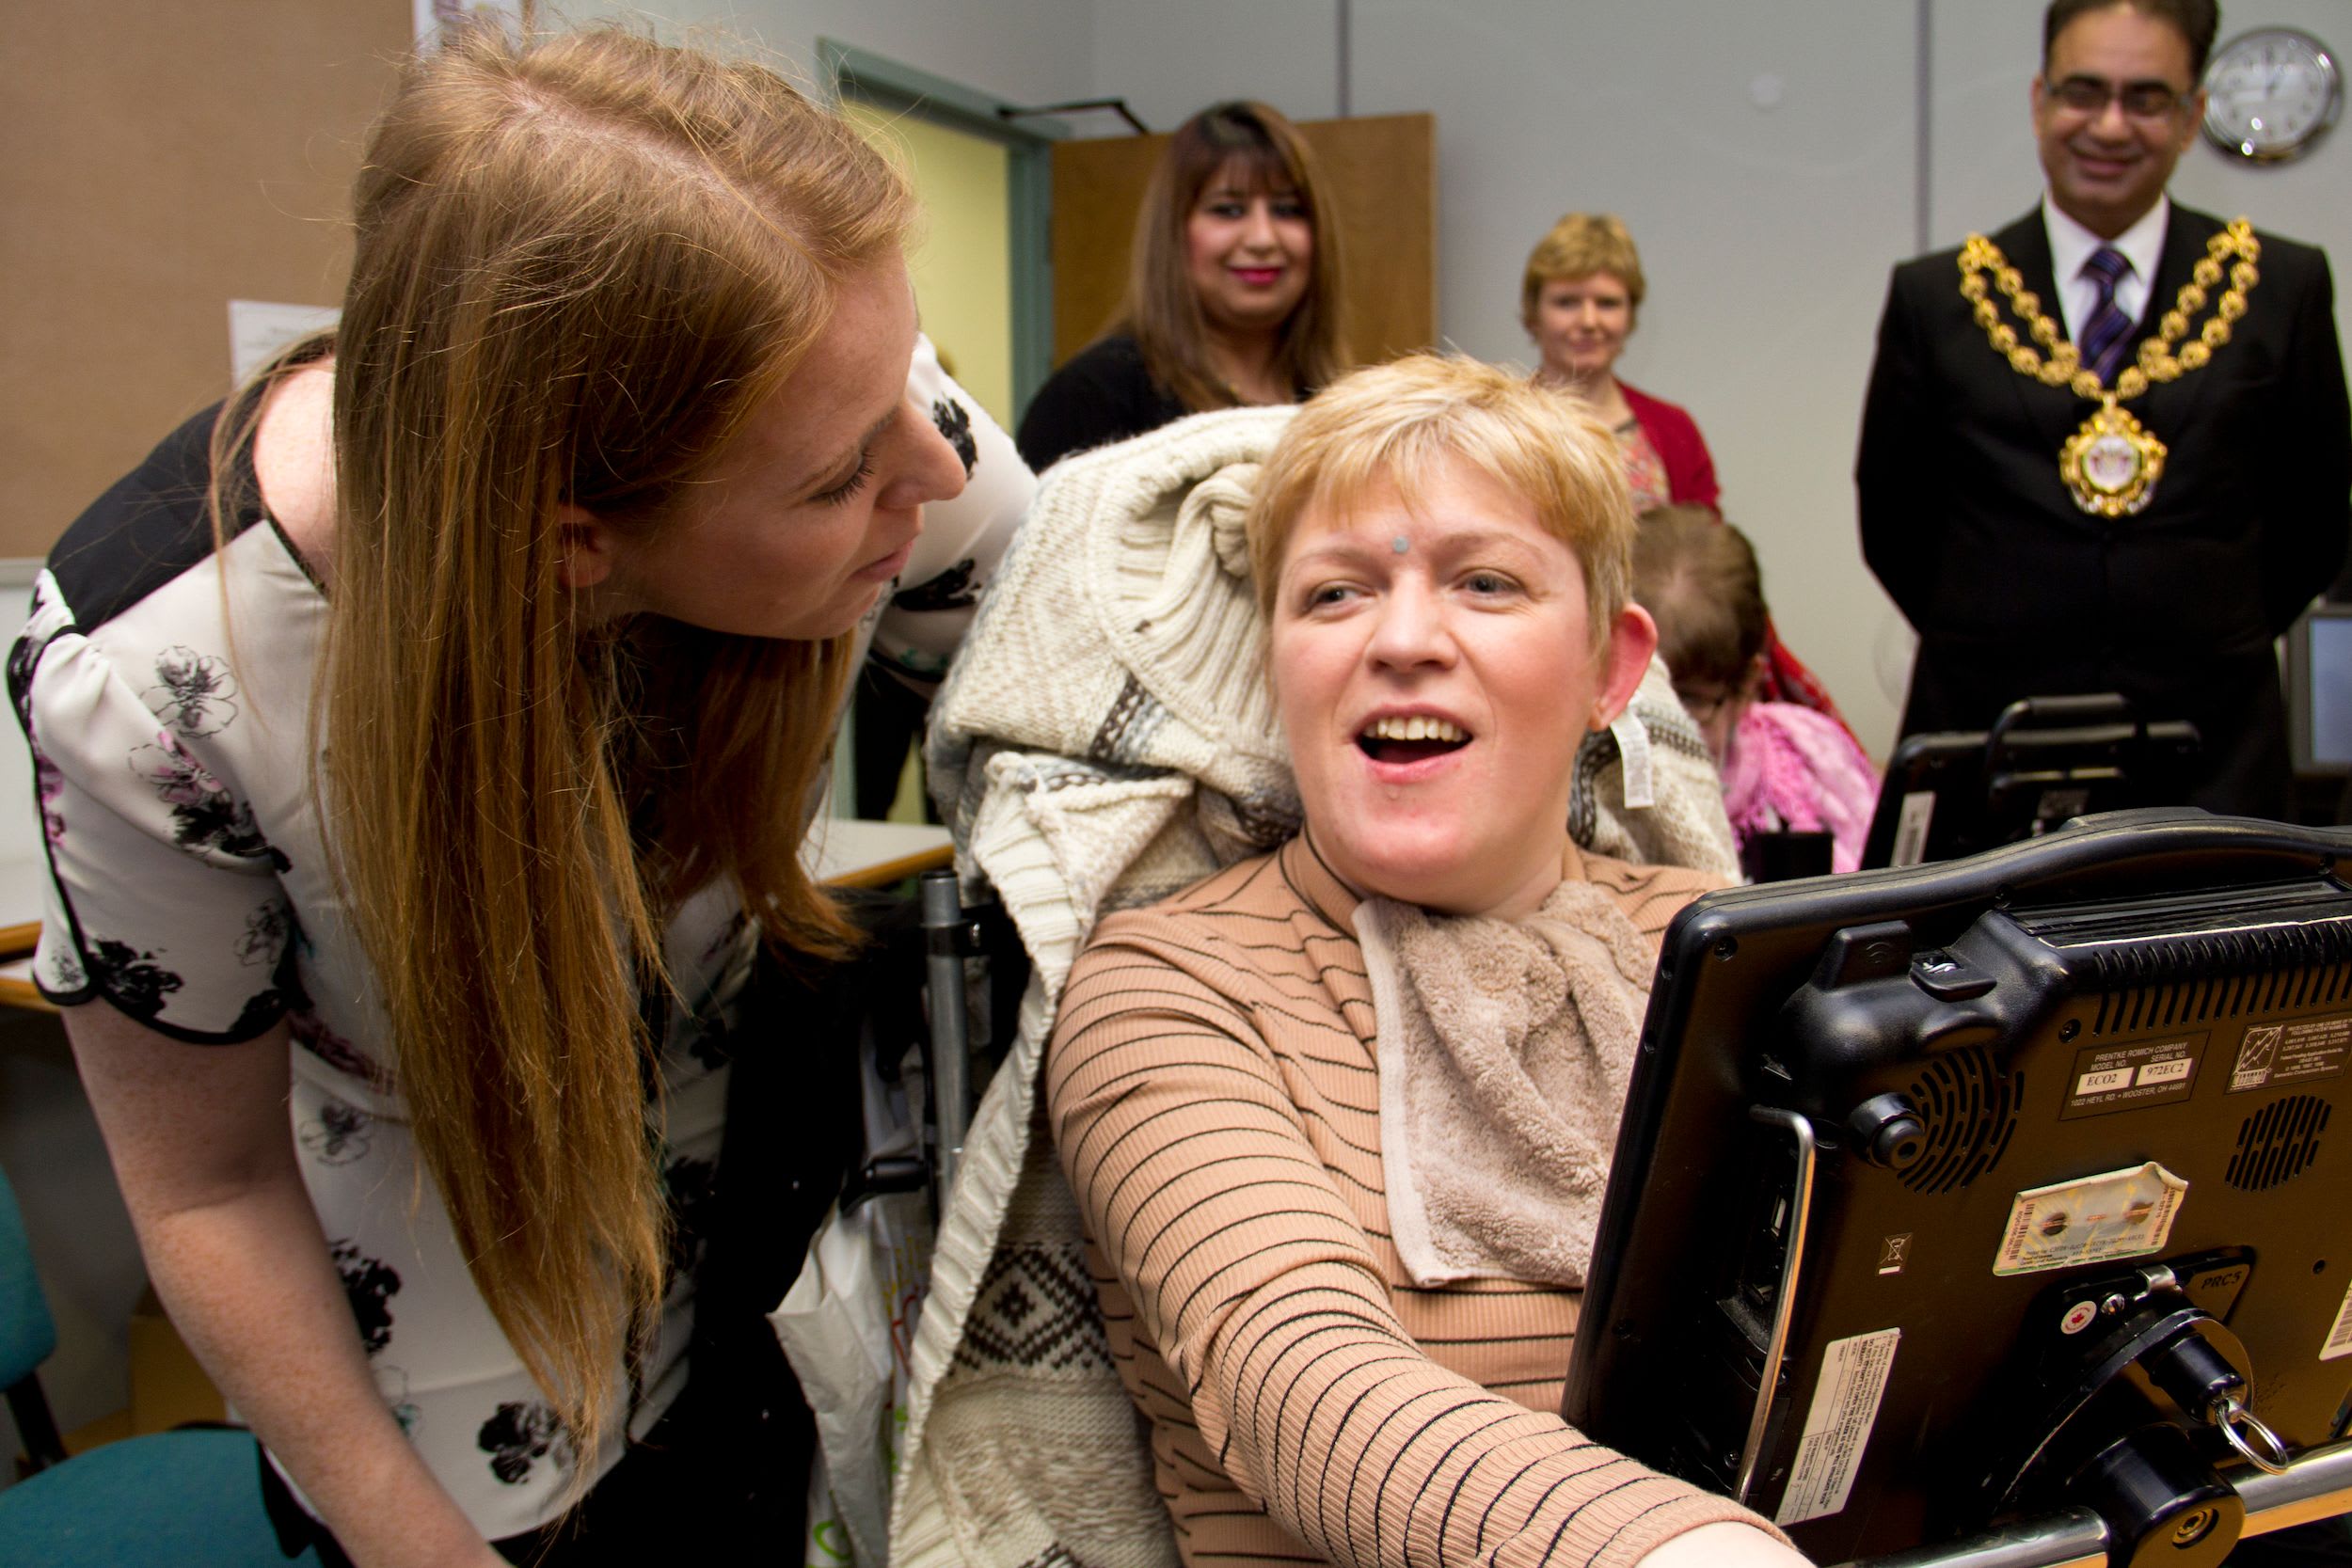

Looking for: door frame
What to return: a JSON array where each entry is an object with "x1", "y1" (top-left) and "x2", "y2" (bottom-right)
[{"x1": 820, "y1": 41, "x2": 1065, "y2": 416}]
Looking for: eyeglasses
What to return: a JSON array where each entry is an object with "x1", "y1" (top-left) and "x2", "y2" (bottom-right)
[{"x1": 2043, "y1": 75, "x2": 2193, "y2": 119}]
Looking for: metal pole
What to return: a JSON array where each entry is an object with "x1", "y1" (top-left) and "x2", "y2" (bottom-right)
[
  {"x1": 1840, "y1": 1442, "x2": 2352, "y2": 1568},
  {"x1": 921, "y1": 869, "x2": 971, "y2": 1197}
]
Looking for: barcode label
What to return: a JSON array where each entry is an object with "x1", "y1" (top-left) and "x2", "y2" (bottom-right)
[
  {"x1": 1775, "y1": 1328, "x2": 1899, "y2": 1525},
  {"x1": 2324, "y1": 1280, "x2": 2352, "y2": 1361},
  {"x1": 1890, "y1": 791, "x2": 1935, "y2": 868}
]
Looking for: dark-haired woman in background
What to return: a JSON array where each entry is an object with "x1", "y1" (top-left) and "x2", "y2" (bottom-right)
[{"x1": 1015, "y1": 100, "x2": 1347, "y2": 470}]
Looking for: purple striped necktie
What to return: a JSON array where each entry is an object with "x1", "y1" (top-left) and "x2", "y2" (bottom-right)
[{"x1": 2079, "y1": 245, "x2": 2136, "y2": 386}]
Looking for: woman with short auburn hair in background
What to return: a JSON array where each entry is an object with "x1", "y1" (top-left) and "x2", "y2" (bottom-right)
[
  {"x1": 1522, "y1": 211, "x2": 1852, "y2": 729},
  {"x1": 1522, "y1": 212, "x2": 1718, "y2": 513},
  {"x1": 1016, "y1": 99, "x2": 1348, "y2": 469}
]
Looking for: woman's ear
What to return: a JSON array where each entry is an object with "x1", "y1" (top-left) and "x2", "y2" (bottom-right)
[
  {"x1": 554, "y1": 503, "x2": 617, "y2": 592},
  {"x1": 1740, "y1": 650, "x2": 1771, "y2": 701},
  {"x1": 1591, "y1": 602, "x2": 1661, "y2": 731}
]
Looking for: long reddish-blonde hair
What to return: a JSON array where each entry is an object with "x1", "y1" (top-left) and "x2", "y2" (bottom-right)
[{"x1": 317, "y1": 25, "x2": 907, "y2": 1477}]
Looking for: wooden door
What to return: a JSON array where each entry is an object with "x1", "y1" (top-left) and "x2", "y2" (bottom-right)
[{"x1": 1047, "y1": 113, "x2": 1435, "y2": 375}]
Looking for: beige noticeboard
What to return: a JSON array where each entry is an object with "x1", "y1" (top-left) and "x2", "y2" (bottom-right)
[{"x1": 0, "y1": 4, "x2": 409, "y2": 562}]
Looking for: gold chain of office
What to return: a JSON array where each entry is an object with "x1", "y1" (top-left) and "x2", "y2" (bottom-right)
[{"x1": 1954, "y1": 219, "x2": 2261, "y2": 517}]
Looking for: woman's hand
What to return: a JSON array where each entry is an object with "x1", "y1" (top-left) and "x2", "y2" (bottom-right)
[
  {"x1": 66, "y1": 1003, "x2": 498, "y2": 1568},
  {"x1": 1635, "y1": 1522, "x2": 1816, "y2": 1567}
]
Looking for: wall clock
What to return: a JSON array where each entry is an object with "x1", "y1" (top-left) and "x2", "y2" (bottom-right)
[{"x1": 2201, "y1": 27, "x2": 2340, "y2": 163}]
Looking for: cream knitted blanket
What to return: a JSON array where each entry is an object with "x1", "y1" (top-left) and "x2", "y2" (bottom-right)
[{"x1": 889, "y1": 407, "x2": 1738, "y2": 1568}]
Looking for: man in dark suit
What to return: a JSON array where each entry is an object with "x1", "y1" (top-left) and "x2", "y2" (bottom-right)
[{"x1": 1858, "y1": 0, "x2": 2350, "y2": 819}]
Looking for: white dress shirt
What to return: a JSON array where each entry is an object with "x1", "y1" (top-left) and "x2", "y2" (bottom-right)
[{"x1": 2042, "y1": 194, "x2": 2170, "y2": 345}]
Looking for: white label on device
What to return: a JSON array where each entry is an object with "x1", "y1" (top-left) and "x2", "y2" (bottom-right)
[
  {"x1": 2324, "y1": 1280, "x2": 2352, "y2": 1361},
  {"x1": 1773, "y1": 1328, "x2": 1899, "y2": 1526},
  {"x1": 1890, "y1": 791, "x2": 1935, "y2": 868}
]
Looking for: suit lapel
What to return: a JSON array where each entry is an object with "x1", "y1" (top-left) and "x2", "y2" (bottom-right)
[{"x1": 2135, "y1": 204, "x2": 2225, "y2": 441}]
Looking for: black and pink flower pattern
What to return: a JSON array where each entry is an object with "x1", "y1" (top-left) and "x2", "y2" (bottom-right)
[
  {"x1": 141, "y1": 645, "x2": 239, "y2": 737},
  {"x1": 477, "y1": 1402, "x2": 573, "y2": 1486},
  {"x1": 300, "y1": 1099, "x2": 374, "y2": 1165},
  {"x1": 89, "y1": 938, "x2": 183, "y2": 1019},
  {"x1": 130, "y1": 728, "x2": 288, "y2": 870},
  {"x1": 330, "y1": 1238, "x2": 401, "y2": 1355}
]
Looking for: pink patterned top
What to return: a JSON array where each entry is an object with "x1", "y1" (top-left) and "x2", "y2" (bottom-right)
[{"x1": 1721, "y1": 702, "x2": 1883, "y2": 874}]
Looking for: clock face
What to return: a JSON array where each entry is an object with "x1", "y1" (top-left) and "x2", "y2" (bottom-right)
[{"x1": 2201, "y1": 28, "x2": 2342, "y2": 162}]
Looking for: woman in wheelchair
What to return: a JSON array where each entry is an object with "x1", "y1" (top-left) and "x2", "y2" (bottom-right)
[
  {"x1": 16, "y1": 26, "x2": 1027, "y2": 1568},
  {"x1": 1045, "y1": 356, "x2": 1809, "y2": 1568}
]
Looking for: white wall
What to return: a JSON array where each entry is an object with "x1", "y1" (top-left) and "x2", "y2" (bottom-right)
[
  {"x1": 1933, "y1": 0, "x2": 2352, "y2": 277},
  {"x1": 575, "y1": 0, "x2": 1095, "y2": 109},
  {"x1": 1089, "y1": 0, "x2": 1343, "y2": 127},
  {"x1": 1088, "y1": 0, "x2": 2352, "y2": 756}
]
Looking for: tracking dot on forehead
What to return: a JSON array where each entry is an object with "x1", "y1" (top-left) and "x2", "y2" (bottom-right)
[{"x1": 1391, "y1": 534, "x2": 1410, "y2": 555}]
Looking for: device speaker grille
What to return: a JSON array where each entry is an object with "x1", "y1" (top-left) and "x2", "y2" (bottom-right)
[
  {"x1": 1899, "y1": 1048, "x2": 2023, "y2": 1195},
  {"x1": 2225, "y1": 1094, "x2": 2330, "y2": 1192}
]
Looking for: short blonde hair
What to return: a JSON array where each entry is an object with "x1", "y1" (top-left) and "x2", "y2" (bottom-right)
[
  {"x1": 1247, "y1": 353, "x2": 1635, "y2": 642},
  {"x1": 1520, "y1": 212, "x2": 1646, "y2": 328}
]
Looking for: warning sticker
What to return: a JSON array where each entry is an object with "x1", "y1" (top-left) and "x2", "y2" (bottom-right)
[
  {"x1": 2060, "y1": 1034, "x2": 2206, "y2": 1120},
  {"x1": 2325, "y1": 1281, "x2": 2352, "y2": 1363},
  {"x1": 1889, "y1": 792, "x2": 1935, "y2": 869},
  {"x1": 1775, "y1": 1329, "x2": 1899, "y2": 1526},
  {"x1": 2225, "y1": 1015, "x2": 2351, "y2": 1095},
  {"x1": 1993, "y1": 1162, "x2": 2187, "y2": 1276}
]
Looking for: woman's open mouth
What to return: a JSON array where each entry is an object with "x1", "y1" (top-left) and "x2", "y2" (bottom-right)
[{"x1": 1357, "y1": 713, "x2": 1470, "y2": 764}]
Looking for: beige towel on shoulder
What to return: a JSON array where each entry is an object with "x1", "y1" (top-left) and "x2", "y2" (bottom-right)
[{"x1": 1356, "y1": 878, "x2": 1659, "y2": 1289}]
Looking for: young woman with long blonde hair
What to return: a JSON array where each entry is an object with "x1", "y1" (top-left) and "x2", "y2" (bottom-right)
[{"x1": 15, "y1": 26, "x2": 1029, "y2": 1565}]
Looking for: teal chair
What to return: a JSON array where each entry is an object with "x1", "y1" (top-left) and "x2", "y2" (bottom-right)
[{"x1": 0, "y1": 1164, "x2": 320, "y2": 1566}]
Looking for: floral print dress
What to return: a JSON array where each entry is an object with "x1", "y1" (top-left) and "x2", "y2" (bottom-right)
[{"x1": 8, "y1": 335, "x2": 1030, "y2": 1540}]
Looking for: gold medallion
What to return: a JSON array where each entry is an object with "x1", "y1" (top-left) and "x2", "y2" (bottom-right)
[
  {"x1": 2059, "y1": 397, "x2": 2167, "y2": 516},
  {"x1": 1957, "y1": 220, "x2": 2259, "y2": 517}
]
